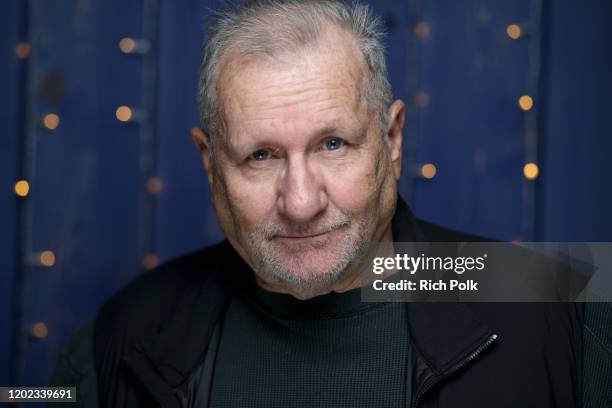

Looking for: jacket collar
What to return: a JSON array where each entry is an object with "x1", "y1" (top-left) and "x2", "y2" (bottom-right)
[
  {"x1": 123, "y1": 195, "x2": 494, "y2": 407},
  {"x1": 393, "y1": 197, "x2": 494, "y2": 375}
]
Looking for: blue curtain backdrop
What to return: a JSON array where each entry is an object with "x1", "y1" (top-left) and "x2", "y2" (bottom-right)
[{"x1": 1, "y1": 0, "x2": 611, "y2": 388}]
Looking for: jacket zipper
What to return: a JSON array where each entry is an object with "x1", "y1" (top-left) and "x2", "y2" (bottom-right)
[{"x1": 410, "y1": 333, "x2": 498, "y2": 408}]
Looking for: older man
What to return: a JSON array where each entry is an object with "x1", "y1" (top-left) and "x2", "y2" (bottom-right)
[{"x1": 94, "y1": 1, "x2": 583, "y2": 407}]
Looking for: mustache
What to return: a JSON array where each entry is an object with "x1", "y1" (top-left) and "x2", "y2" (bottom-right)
[{"x1": 260, "y1": 217, "x2": 351, "y2": 240}]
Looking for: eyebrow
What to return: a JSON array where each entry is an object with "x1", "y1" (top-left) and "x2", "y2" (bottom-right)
[
  {"x1": 225, "y1": 123, "x2": 362, "y2": 159},
  {"x1": 315, "y1": 125, "x2": 358, "y2": 139},
  {"x1": 317, "y1": 125, "x2": 341, "y2": 135}
]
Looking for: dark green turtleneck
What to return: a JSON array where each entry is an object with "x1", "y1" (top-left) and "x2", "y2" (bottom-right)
[{"x1": 209, "y1": 277, "x2": 412, "y2": 408}]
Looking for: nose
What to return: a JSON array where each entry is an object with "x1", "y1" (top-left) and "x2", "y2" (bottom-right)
[{"x1": 277, "y1": 155, "x2": 327, "y2": 223}]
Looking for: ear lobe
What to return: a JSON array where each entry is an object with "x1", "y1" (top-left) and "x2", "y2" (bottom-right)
[
  {"x1": 386, "y1": 100, "x2": 405, "y2": 180},
  {"x1": 190, "y1": 127, "x2": 214, "y2": 185}
]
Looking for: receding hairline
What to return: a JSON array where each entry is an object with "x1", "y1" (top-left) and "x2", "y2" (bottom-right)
[
  {"x1": 214, "y1": 22, "x2": 372, "y2": 134},
  {"x1": 198, "y1": 0, "x2": 393, "y2": 152}
]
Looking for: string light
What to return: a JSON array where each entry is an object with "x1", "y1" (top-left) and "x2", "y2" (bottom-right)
[
  {"x1": 506, "y1": 24, "x2": 522, "y2": 40},
  {"x1": 518, "y1": 95, "x2": 534, "y2": 111},
  {"x1": 115, "y1": 105, "x2": 133, "y2": 122},
  {"x1": 421, "y1": 163, "x2": 437, "y2": 179},
  {"x1": 43, "y1": 113, "x2": 60, "y2": 130},
  {"x1": 40, "y1": 250, "x2": 56, "y2": 267},
  {"x1": 414, "y1": 21, "x2": 430, "y2": 39},
  {"x1": 119, "y1": 37, "x2": 151, "y2": 54},
  {"x1": 146, "y1": 177, "x2": 163, "y2": 194},
  {"x1": 31, "y1": 322, "x2": 48, "y2": 339},
  {"x1": 414, "y1": 92, "x2": 430, "y2": 108},
  {"x1": 14, "y1": 180, "x2": 30, "y2": 197},
  {"x1": 119, "y1": 37, "x2": 136, "y2": 53},
  {"x1": 15, "y1": 42, "x2": 31, "y2": 59},
  {"x1": 116, "y1": 106, "x2": 147, "y2": 123},
  {"x1": 523, "y1": 162, "x2": 539, "y2": 180},
  {"x1": 142, "y1": 254, "x2": 160, "y2": 270}
]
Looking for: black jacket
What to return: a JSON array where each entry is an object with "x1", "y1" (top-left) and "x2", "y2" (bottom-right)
[{"x1": 94, "y1": 197, "x2": 584, "y2": 407}]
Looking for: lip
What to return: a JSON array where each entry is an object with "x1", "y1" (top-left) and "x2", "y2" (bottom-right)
[{"x1": 276, "y1": 231, "x2": 331, "y2": 239}]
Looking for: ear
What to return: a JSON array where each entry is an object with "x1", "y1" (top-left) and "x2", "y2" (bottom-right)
[
  {"x1": 190, "y1": 127, "x2": 214, "y2": 185},
  {"x1": 386, "y1": 100, "x2": 405, "y2": 181}
]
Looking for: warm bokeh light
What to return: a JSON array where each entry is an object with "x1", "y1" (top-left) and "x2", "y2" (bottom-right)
[
  {"x1": 142, "y1": 254, "x2": 160, "y2": 270},
  {"x1": 43, "y1": 113, "x2": 60, "y2": 130},
  {"x1": 421, "y1": 163, "x2": 437, "y2": 179},
  {"x1": 523, "y1": 162, "x2": 539, "y2": 180},
  {"x1": 14, "y1": 180, "x2": 30, "y2": 197},
  {"x1": 146, "y1": 177, "x2": 163, "y2": 194},
  {"x1": 116, "y1": 105, "x2": 133, "y2": 122},
  {"x1": 15, "y1": 42, "x2": 31, "y2": 59},
  {"x1": 31, "y1": 322, "x2": 48, "y2": 338},
  {"x1": 414, "y1": 21, "x2": 430, "y2": 39},
  {"x1": 518, "y1": 95, "x2": 534, "y2": 111},
  {"x1": 40, "y1": 250, "x2": 56, "y2": 267},
  {"x1": 506, "y1": 24, "x2": 522, "y2": 40},
  {"x1": 119, "y1": 37, "x2": 136, "y2": 54},
  {"x1": 414, "y1": 92, "x2": 430, "y2": 108}
]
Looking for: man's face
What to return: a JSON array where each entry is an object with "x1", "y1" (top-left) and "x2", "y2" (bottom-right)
[{"x1": 196, "y1": 31, "x2": 404, "y2": 297}]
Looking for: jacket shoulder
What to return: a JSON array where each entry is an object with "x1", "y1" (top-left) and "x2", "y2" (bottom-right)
[
  {"x1": 93, "y1": 241, "x2": 235, "y2": 407},
  {"x1": 95, "y1": 241, "x2": 229, "y2": 340},
  {"x1": 96, "y1": 242, "x2": 229, "y2": 335}
]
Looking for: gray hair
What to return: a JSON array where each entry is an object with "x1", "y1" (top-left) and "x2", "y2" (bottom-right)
[{"x1": 197, "y1": 0, "x2": 393, "y2": 151}]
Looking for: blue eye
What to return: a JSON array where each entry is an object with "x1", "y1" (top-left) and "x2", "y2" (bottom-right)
[
  {"x1": 324, "y1": 138, "x2": 344, "y2": 151},
  {"x1": 250, "y1": 149, "x2": 270, "y2": 161}
]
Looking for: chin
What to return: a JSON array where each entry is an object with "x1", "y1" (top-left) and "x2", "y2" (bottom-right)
[
  {"x1": 255, "y1": 242, "x2": 363, "y2": 293},
  {"x1": 246, "y1": 217, "x2": 375, "y2": 294}
]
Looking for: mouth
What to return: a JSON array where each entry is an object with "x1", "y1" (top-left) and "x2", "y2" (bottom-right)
[
  {"x1": 270, "y1": 221, "x2": 350, "y2": 243},
  {"x1": 276, "y1": 230, "x2": 332, "y2": 240}
]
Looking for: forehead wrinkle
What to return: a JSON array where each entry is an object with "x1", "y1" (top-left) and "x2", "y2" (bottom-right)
[
  {"x1": 225, "y1": 75, "x2": 361, "y2": 136},
  {"x1": 256, "y1": 85, "x2": 351, "y2": 112},
  {"x1": 226, "y1": 59, "x2": 361, "y2": 109},
  {"x1": 217, "y1": 29, "x2": 370, "y2": 150},
  {"x1": 239, "y1": 95, "x2": 350, "y2": 123}
]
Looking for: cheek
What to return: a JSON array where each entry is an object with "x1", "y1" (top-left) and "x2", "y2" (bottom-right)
[
  {"x1": 322, "y1": 152, "x2": 383, "y2": 212},
  {"x1": 218, "y1": 168, "x2": 278, "y2": 226}
]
